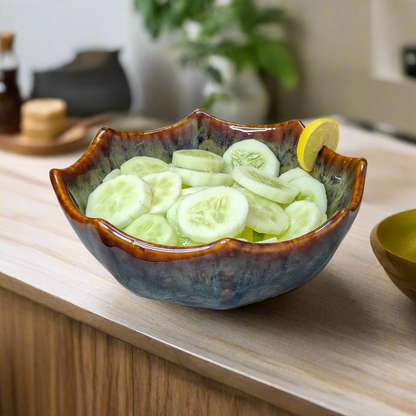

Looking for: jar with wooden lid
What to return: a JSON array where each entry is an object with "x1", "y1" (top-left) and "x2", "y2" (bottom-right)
[{"x1": 0, "y1": 32, "x2": 22, "y2": 134}]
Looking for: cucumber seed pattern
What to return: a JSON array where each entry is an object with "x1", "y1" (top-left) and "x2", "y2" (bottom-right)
[
  {"x1": 86, "y1": 138, "x2": 328, "y2": 246},
  {"x1": 179, "y1": 149, "x2": 216, "y2": 159},
  {"x1": 229, "y1": 150, "x2": 266, "y2": 170},
  {"x1": 248, "y1": 169, "x2": 292, "y2": 190},
  {"x1": 187, "y1": 195, "x2": 230, "y2": 228}
]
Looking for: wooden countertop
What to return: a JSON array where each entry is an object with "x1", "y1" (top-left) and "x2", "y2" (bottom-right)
[{"x1": 1, "y1": 118, "x2": 416, "y2": 416}]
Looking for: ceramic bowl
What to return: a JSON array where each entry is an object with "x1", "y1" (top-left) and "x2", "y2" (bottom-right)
[
  {"x1": 50, "y1": 110, "x2": 367, "y2": 309},
  {"x1": 370, "y1": 209, "x2": 416, "y2": 303}
]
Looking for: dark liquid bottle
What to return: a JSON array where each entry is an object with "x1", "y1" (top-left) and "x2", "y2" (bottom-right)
[{"x1": 0, "y1": 32, "x2": 22, "y2": 134}]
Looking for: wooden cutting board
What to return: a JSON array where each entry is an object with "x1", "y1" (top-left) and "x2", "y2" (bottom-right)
[{"x1": 0, "y1": 113, "x2": 112, "y2": 156}]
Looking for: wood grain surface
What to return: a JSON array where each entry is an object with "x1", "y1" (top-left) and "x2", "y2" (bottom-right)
[
  {"x1": 133, "y1": 349, "x2": 291, "y2": 416},
  {"x1": 0, "y1": 287, "x2": 133, "y2": 416},
  {"x1": 1, "y1": 118, "x2": 416, "y2": 415},
  {"x1": 0, "y1": 287, "x2": 290, "y2": 416}
]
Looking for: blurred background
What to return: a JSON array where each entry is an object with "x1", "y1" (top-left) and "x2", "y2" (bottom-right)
[{"x1": 2, "y1": 0, "x2": 416, "y2": 135}]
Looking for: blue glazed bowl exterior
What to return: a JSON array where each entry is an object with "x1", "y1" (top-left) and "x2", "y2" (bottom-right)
[{"x1": 50, "y1": 110, "x2": 367, "y2": 309}]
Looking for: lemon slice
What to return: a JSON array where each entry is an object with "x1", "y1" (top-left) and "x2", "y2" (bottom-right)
[{"x1": 297, "y1": 118, "x2": 339, "y2": 172}]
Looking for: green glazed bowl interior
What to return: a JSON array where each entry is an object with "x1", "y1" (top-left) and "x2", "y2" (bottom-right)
[
  {"x1": 50, "y1": 109, "x2": 367, "y2": 309},
  {"x1": 377, "y1": 210, "x2": 416, "y2": 262},
  {"x1": 371, "y1": 209, "x2": 416, "y2": 303}
]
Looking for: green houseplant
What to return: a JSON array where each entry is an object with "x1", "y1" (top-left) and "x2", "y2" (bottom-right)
[{"x1": 134, "y1": 0, "x2": 299, "y2": 123}]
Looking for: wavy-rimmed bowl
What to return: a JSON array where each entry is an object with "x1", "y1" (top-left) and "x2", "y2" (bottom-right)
[
  {"x1": 50, "y1": 110, "x2": 367, "y2": 309},
  {"x1": 370, "y1": 209, "x2": 416, "y2": 303}
]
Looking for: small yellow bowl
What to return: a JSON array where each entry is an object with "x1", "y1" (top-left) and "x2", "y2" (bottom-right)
[{"x1": 370, "y1": 209, "x2": 416, "y2": 302}]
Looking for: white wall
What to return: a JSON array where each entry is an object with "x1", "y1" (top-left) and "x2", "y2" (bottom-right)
[
  {"x1": 6, "y1": 0, "x2": 416, "y2": 133},
  {"x1": 0, "y1": 0, "x2": 204, "y2": 121},
  {"x1": 278, "y1": 0, "x2": 416, "y2": 135}
]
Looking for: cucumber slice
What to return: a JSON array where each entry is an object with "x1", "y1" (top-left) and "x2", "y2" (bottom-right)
[
  {"x1": 166, "y1": 196, "x2": 200, "y2": 246},
  {"x1": 86, "y1": 174, "x2": 151, "y2": 229},
  {"x1": 279, "y1": 201, "x2": 322, "y2": 241},
  {"x1": 264, "y1": 233, "x2": 280, "y2": 240},
  {"x1": 121, "y1": 156, "x2": 169, "y2": 178},
  {"x1": 177, "y1": 186, "x2": 248, "y2": 243},
  {"x1": 142, "y1": 171, "x2": 182, "y2": 215},
  {"x1": 279, "y1": 167, "x2": 311, "y2": 183},
  {"x1": 321, "y1": 213, "x2": 328, "y2": 224},
  {"x1": 103, "y1": 168, "x2": 121, "y2": 183},
  {"x1": 257, "y1": 237, "x2": 279, "y2": 244},
  {"x1": 181, "y1": 186, "x2": 210, "y2": 196},
  {"x1": 253, "y1": 230, "x2": 264, "y2": 242},
  {"x1": 124, "y1": 214, "x2": 177, "y2": 246},
  {"x1": 173, "y1": 149, "x2": 224, "y2": 173},
  {"x1": 234, "y1": 186, "x2": 289, "y2": 235},
  {"x1": 173, "y1": 167, "x2": 233, "y2": 187},
  {"x1": 223, "y1": 139, "x2": 280, "y2": 175},
  {"x1": 232, "y1": 165, "x2": 299, "y2": 204},
  {"x1": 291, "y1": 176, "x2": 328, "y2": 214},
  {"x1": 235, "y1": 227, "x2": 254, "y2": 242}
]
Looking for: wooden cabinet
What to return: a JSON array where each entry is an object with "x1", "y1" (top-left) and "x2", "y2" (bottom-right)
[{"x1": 0, "y1": 288, "x2": 288, "y2": 416}]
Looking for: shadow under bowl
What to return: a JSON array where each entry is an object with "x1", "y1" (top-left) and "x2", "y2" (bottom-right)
[
  {"x1": 370, "y1": 209, "x2": 416, "y2": 303},
  {"x1": 50, "y1": 109, "x2": 367, "y2": 309}
]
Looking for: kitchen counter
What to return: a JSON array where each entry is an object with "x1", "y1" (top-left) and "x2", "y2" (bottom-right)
[{"x1": 1, "y1": 118, "x2": 416, "y2": 416}]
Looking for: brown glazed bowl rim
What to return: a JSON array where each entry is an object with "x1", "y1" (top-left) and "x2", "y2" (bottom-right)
[
  {"x1": 50, "y1": 109, "x2": 367, "y2": 261},
  {"x1": 370, "y1": 208, "x2": 416, "y2": 265}
]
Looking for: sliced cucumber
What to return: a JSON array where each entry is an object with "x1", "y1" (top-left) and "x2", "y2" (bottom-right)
[
  {"x1": 279, "y1": 201, "x2": 322, "y2": 241},
  {"x1": 235, "y1": 227, "x2": 254, "y2": 242},
  {"x1": 257, "y1": 237, "x2": 279, "y2": 244},
  {"x1": 124, "y1": 214, "x2": 177, "y2": 246},
  {"x1": 103, "y1": 168, "x2": 121, "y2": 183},
  {"x1": 291, "y1": 176, "x2": 328, "y2": 214},
  {"x1": 223, "y1": 139, "x2": 280, "y2": 175},
  {"x1": 232, "y1": 165, "x2": 299, "y2": 204},
  {"x1": 234, "y1": 186, "x2": 289, "y2": 235},
  {"x1": 173, "y1": 166, "x2": 233, "y2": 187},
  {"x1": 321, "y1": 213, "x2": 328, "y2": 224},
  {"x1": 86, "y1": 174, "x2": 151, "y2": 229},
  {"x1": 142, "y1": 171, "x2": 182, "y2": 215},
  {"x1": 121, "y1": 156, "x2": 169, "y2": 178},
  {"x1": 279, "y1": 167, "x2": 311, "y2": 183},
  {"x1": 253, "y1": 230, "x2": 264, "y2": 242},
  {"x1": 173, "y1": 149, "x2": 224, "y2": 173},
  {"x1": 166, "y1": 196, "x2": 200, "y2": 246},
  {"x1": 177, "y1": 186, "x2": 248, "y2": 243},
  {"x1": 264, "y1": 233, "x2": 280, "y2": 240},
  {"x1": 181, "y1": 186, "x2": 210, "y2": 196}
]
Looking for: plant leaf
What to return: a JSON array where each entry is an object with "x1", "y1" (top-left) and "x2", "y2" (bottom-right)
[
  {"x1": 255, "y1": 7, "x2": 285, "y2": 25},
  {"x1": 206, "y1": 66, "x2": 223, "y2": 83},
  {"x1": 257, "y1": 41, "x2": 299, "y2": 89},
  {"x1": 233, "y1": 0, "x2": 258, "y2": 32}
]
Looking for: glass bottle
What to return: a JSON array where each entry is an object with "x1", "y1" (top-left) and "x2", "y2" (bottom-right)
[{"x1": 0, "y1": 32, "x2": 22, "y2": 134}]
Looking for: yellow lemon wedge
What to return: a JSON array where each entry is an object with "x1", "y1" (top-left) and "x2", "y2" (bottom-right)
[{"x1": 297, "y1": 118, "x2": 340, "y2": 172}]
